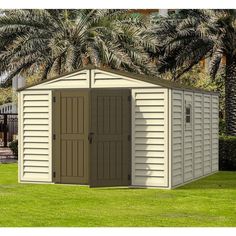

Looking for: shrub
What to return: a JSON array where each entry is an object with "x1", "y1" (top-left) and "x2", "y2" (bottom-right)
[
  {"x1": 219, "y1": 119, "x2": 226, "y2": 135},
  {"x1": 9, "y1": 140, "x2": 18, "y2": 158},
  {"x1": 219, "y1": 135, "x2": 236, "y2": 171}
]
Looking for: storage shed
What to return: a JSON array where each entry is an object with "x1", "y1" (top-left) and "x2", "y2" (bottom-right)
[{"x1": 18, "y1": 65, "x2": 219, "y2": 188}]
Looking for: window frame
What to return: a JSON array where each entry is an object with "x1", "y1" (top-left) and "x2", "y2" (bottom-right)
[{"x1": 185, "y1": 100, "x2": 192, "y2": 130}]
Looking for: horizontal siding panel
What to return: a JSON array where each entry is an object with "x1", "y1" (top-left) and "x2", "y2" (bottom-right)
[
  {"x1": 24, "y1": 160, "x2": 49, "y2": 167},
  {"x1": 23, "y1": 143, "x2": 49, "y2": 149},
  {"x1": 23, "y1": 124, "x2": 49, "y2": 131},
  {"x1": 135, "y1": 118, "x2": 165, "y2": 125},
  {"x1": 24, "y1": 113, "x2": 49, "y2": 119},
  {"x1": 135, "y1": 163, "x2": 164, "y2": 170},
  {"x1": 23, "y1": 131, "x2": 49, "y2": 137},
  {"x1": 133, "y1": 176, "x2": 165, "y2": 186},
  {"x1": 92, "y1": 70, "x2": 159, "y2": 88},
  {"x1": 23, "y1": 166, "x2": 49, "y2": 173},
  {"x1": 135, "y1": 150, "x2": 164, "y2": 157},
  {"x1": 23, "y1": 94, "x2": 49, "y2": 101},
  {"x1": 23, "y1": 154, "x2": 49, "y2": 161},
  {"x1": 23, "y1": 119, "x2": 48, "y2": 125},
  {"x1": 135, "y1": 131, "x2": 164, "y2": 138},
  {"x1": 24, "y1": 101, "x2": 49, "y2": 107},
  {"x1": 135, "y1": 125, "x2": 165, "y2": 132},
  {"x1": 24, "y1": 148, "x2": 49, "y2": 155},
  {"x1": 135, "y1": 157, "x2": 165, "y2": 164},
  {"x1": 135, "y1": 144, "x2": 164, "y2": 151},
  {"x1": 135, "y1": 112, "x2": 164, "y2": 119},
  {"x1": 24, "y1": 137, "x2": 49, "y2": 142},
  {"x1": 135, "y1": 93, "x2": 164, "y2": 99},
  {"x1": 135, "y1": 170, "x2": 164, "y2": 177},
  {"x1": 136, "y1": 100, "x2": 164, "y2": 106},
  {"x1": 22, "y1": 173, "x2": 50, "y2": 180},
  {"x1": 24, "y1": 107, "x2": 49, "y2": 113},
  {"x1": 135, "y1": 106, "x2": 165, "y2": 112},
  {"x1": 135, "y1": 138, "x2": 164, "y2": 145}
]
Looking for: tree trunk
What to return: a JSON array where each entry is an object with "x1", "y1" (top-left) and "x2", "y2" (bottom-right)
[{"x1": 225, "y1": 55, "x2": 236, "y2": 135}]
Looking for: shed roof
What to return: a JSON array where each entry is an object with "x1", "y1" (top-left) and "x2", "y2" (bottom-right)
[{"x1": 17, "y1": 65, "x2": 218, "y2": 95}]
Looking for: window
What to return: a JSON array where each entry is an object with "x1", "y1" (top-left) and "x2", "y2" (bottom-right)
[{"x1": 185, "y1": 101, "x2": 192, "y2": 129}]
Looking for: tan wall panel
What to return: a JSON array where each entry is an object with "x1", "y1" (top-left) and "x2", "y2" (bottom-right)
[
  {"x1": 171, "y1": 90, "x2": 219, "y2": 188},
  {"x1": 91, "y1": 69, "x2": 160, "y2": 88},
  {"x1": 19, "y1": 90, "x2": 52, "y2": 183},
  {"x1": 132, "y1": 88, "x2": 169, "y2": 187},
  {"x1": 28, "y1": 71, "x2": 89, "y2": 90}
]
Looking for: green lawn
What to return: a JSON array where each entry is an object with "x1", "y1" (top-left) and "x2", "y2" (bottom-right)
[{"x1": 0, "y1": 164, "x2": 236, "y2": 226}]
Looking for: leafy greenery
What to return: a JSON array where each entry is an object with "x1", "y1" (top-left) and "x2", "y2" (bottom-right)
[
  {"x1": 0, "y1": 9, "x2": 158, "y2": 82},
  {"x1": 9, "y1": 140, "x2": 18, "y2": 157},
  {"x1": 0, "y1": 164, "x2": 236, "y2": 226},
  {"x1": 0, "y1": 87, "x2": 12, "y2": 106},
  {"x1": 219, "y1": 135, "x2": 236, "y2": 171},
  {"x1": 155, "y1": 9, "x2": 236, "y2": 135}
]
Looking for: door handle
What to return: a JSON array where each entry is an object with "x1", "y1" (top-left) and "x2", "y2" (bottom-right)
[{"x1": 88, "y1": 132, "x2": 94, "y2": 144}]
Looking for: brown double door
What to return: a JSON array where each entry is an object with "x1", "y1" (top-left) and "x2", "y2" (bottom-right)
[{"x1": 53, "y1": 89, "x2": 131, "y2": 187}]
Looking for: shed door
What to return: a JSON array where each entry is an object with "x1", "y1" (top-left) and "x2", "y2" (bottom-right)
[
  {"x1": 53, "y1": 90, "x2": 89, "y2": 184},
  {"x1": 90, "y1": 90, "x2": 131, "y2": 187}
]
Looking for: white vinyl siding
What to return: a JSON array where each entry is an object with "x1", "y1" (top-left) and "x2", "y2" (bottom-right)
[
  {"x1": 171, "y1": 90, "x2": 219, "y2": 188},
  {"x1": 203, "y1": 95, "x2": 212, "y2": 175},
  {"x1": 28, "y1": 70, "x2": 89, "y2": 90},
  {"x1": 211, "y1": 95, "x2": 219, "y2": 171},
  {"x1": 91, "y1": 69, "x2": 160, "y2": 88},
  {"x1": 171, "y1": 90, "x2": 184, "y2": 186},
  {"x1": 194, "y1": 93, "x2": 204, "y2": 178},
  {"x1": 183, "y1": 92, "x2": 193, "y2": 182},
  {"x1": 132, "y1": 89, "x2": 169, "y2": 187},
  {"x1": 19, "y1": 90, "x2": 52, "y2": 182}
]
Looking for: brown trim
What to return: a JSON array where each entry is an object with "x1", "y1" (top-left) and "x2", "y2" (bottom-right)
[
  {"x1": 17, "y1": 65, "x2": 219, "y2": 95},
  {"x1": 52, "y1": 90, "x2": 61, "y2": 183}
]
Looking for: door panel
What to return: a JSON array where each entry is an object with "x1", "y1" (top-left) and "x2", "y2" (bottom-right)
[
  {"x1": 90, "y1": 90, "x2": 131, "y2": 187},
  {"x1": 54, "y1": 90, "x2": 89, "y2": 184}
]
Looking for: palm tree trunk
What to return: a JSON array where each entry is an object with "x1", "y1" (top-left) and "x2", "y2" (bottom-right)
[{"x1": 225, "y1": 55, "x2": 236, "y2": 135}]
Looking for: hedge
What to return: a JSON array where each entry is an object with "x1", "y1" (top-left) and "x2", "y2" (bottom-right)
[
  {"x1": 9, "y1": 140, "x2": 18, "y2": 158},
  {"x1": 219, "y1": 135, "x2": 236, "y2": 171}
]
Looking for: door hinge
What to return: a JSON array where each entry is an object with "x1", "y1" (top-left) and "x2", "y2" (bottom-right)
[
  {"x1": 53, "y1": 96, "x2": 56, "y2": 102},
  {"x1": 128, "y1": 174, "x2": 131, "y2": 181},
  {"x1": 53, "y1": 134, "x2": 56, "y2": 140},
  {"x1": 53, "y1": 171, "x2": 56, "y2": 178},
  {"x1": 128, "y1": 134, "x2": 131, "y2": 141},
  {"x1": 128, "y1": 95, "x2": 131, "y2": 102}
]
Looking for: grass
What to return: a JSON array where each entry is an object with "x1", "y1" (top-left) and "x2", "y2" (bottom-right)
[{"x1": 1, "y1": 164, "x2": 236, "y2": 226}]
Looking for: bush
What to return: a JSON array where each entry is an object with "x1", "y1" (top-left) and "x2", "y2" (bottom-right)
[
  {"x1": 9, "y1": 140, "x2": 18, "y2": 158},
  {"x1": 219, "y1": 135, "x2": 236, "y2": 171}
]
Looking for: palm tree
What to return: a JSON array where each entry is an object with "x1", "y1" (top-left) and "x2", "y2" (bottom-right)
[
  {"x1": 0, "y1": 9, "x2": 157, "y2": 81},
  {"x1": 155, "y1": 9, "x2": 236, "y2": 136}
]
